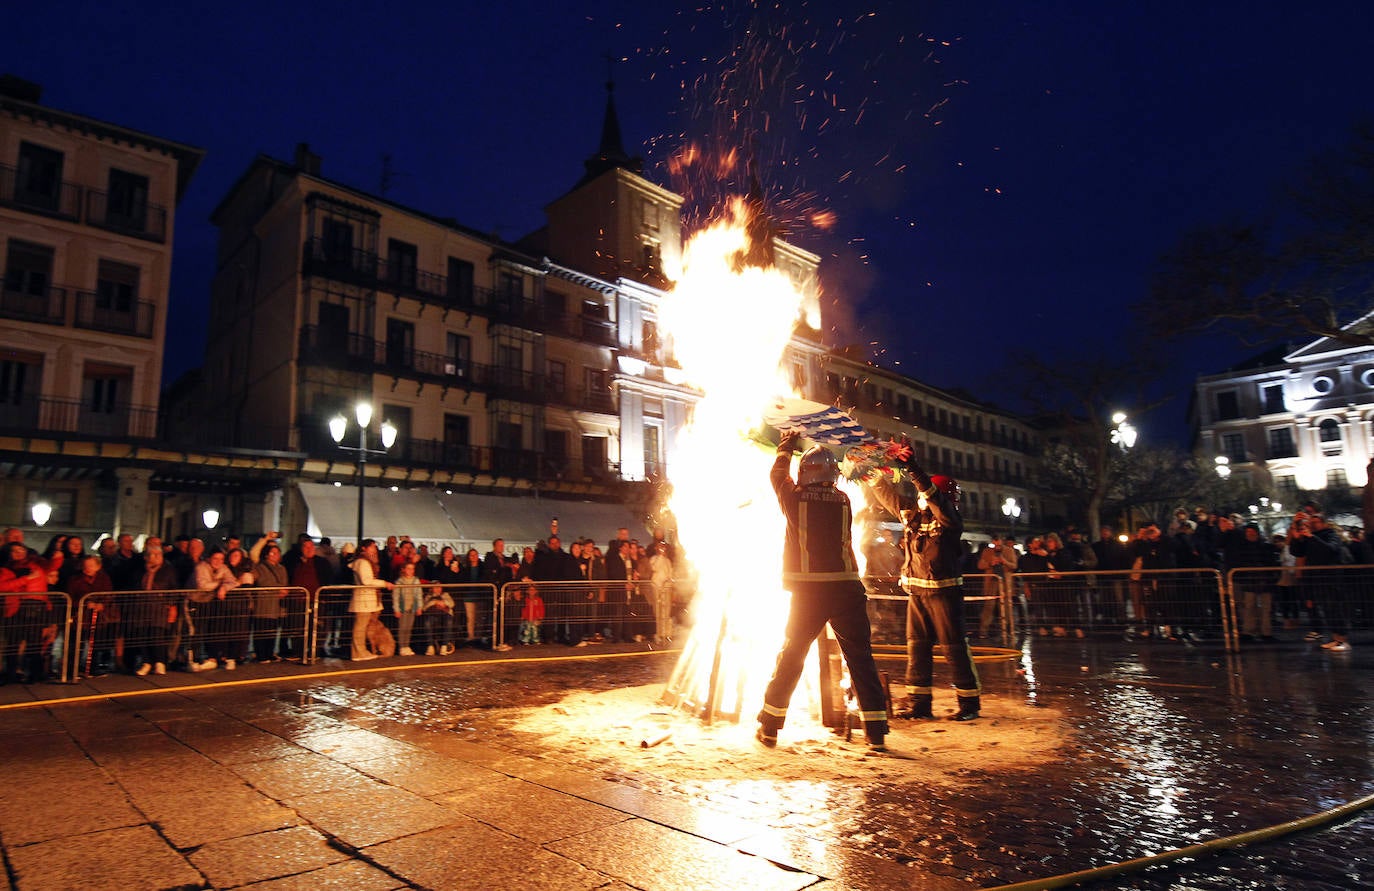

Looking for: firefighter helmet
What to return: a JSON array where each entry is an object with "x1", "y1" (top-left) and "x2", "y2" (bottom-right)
[
  {"x1": 930, "y1": 474, "x2": 961, "y2": 505},
  {"x1": 798, "y1": 446, "x2": 839, "y2": 487}
]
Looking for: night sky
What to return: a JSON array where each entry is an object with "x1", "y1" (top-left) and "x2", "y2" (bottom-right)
[{"x1": 6, "y1": 1, "x2": 1372, "y2": 443}]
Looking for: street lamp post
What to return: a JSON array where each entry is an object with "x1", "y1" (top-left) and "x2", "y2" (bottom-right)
[
  {"x1": 1111, "y1": 411, "x2": 1138, "y2": 530},
  {"x1": 1249, "y1": 496, "x2": 1283, "y2": 536},
  {"x1": 329, "y1": 402, "x2": 398, "y2": 545},
  {"x1": 1002, "y1": 496, "x2": 1021, "y2": 541},
  {"x1": 1110, "y1": 411, "x2": 1138, "y2": 450}
]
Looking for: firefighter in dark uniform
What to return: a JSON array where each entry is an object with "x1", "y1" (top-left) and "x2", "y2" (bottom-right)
[
  {"x1": 756, "y1": 431, "x2": 890, "y2": 750},
  {"x1": 865, "y1": 441, "x2": 981, "y2": 721}
]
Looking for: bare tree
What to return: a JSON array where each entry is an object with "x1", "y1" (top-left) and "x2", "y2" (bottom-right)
[
  {"x1": 1142, "y1": 120, "x2": 1374, "y2": 348},
  {"x1": 1017, "y1": 352, "x2": 1164, "y2": 535}
]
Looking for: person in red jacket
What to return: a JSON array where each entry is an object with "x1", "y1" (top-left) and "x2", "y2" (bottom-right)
[
  {"x1": 0, "y1": 542, "x2": 54, "y2": 683},
  {"x1": 756, "y1": 431, "x2": 890, "y2": 750}
]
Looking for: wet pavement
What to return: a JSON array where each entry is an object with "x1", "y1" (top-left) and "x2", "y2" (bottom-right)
[{"x1": 0, "y1": 634, "x2": 1370, "y2": 890}]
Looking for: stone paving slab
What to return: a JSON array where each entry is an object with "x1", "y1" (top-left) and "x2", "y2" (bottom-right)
[
  {"x1": 7, "y1": 824, "x2": 204, "y2": 891},
  {"x1": 187, "y1": 824, "x2": 350, "y2": 888},
  {"x1": 283, "y1": 780, "x2": 457, "y2": 849},
  {"x1": 438, "y1": 774, "x2": 631, "y2": 843},
  {"x1": 0, "y1": 774, "x2": 143, "y2": 847},
  {"x1": 131, "y1": 780, "x2": 303, "y2": 849},
  {"x1": 545, "y1": 816, "x2": 819, "y2": 891},
  {"x1": 352, "y1": 747, "x2": 506, "y2": 797},
  {"x1": 237, "y1": 858, "x2": 405, "y2": 890},
  {"x1": 365, "y1": 819, "x2": 610, "y2": 891},
  {"x1": 227, "y1": 751, "x2": 375, "y2": 800},
  {"x1": 736, "y1": 828, "x2": 970, "y2": 891}
]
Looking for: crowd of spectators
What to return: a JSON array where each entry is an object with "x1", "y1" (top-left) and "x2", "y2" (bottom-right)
[
  {"x1": 0, "y1": 521, "x2": 682, "y2": 684},
  {"x1": 865, "y1": 503, "x2": 1366, "y2": 652}
]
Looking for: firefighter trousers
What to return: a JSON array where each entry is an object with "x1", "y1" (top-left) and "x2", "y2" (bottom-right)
[
  {"x1": 904, "y1": 585, "x2": 981, "y2": 699},
  {"x1": 760, "y1": 583, "x2": 888, "y2": 727}
]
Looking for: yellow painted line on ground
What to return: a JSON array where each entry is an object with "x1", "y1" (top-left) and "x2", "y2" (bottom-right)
[{"x1": 0, "y1": 648, "x2": 680, "y2": 712}]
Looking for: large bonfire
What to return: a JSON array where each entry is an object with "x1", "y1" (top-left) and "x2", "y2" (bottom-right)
[{"x1": 658, "y1": 196, "x2": 839, "y2": 726}]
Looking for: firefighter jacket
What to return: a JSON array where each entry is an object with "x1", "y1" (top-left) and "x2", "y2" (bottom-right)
[
  {"x1": 770, "y1": 451, "x2": 862, "y2": 590},
  {"x1": 865, "y1": 461, "x2": 964, "y2": 592}
]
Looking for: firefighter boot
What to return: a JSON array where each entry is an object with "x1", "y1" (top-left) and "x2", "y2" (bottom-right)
[
  {"x1": 896, "y1": 694, "x2": 934, "y2": 720},
  {"x1": 755, "y1": 711, "x2": 781, "y2": 748},
  {"x1": 949, "y1": 695, "x2": 981, "y2": 722},
  {"x1": 864, "y1": 720, "x2": 889, "y2": 751}
]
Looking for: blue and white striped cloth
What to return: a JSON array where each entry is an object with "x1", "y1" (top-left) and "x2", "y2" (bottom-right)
[{"x1": 762, "y1": 399, "x2": 871, "y2": 447}]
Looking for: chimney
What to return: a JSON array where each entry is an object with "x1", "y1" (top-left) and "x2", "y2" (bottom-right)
[
  {"x1": 293, "y1": 142, "x2": 322, "y2": 176},
  {"x1": 0, "y1": 75, "x2": 43, "y2": 103}
]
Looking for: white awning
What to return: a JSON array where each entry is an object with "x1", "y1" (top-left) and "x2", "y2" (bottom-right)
[
  {"x1": 298, "y1": 482, "x2": 654, "y2": 553},
  {"x1": 299, "y1": 483, "x2": 459, "y2": 549},
  {"x1": 435, "y1": 491, "x2": 653, "y2": 551}
]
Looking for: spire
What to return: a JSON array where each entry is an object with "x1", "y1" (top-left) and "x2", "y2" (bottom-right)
[{"x1": 578, "y1": 58, "x2": 643, "y2": 185}]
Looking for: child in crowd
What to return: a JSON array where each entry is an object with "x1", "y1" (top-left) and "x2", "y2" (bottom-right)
[
  {"x1": 421, "y1": 585, "x2": 455, "y2": 655},
  {"x1": 519, "y1": 584, "x2": 545, "y2": 644},
  {"x1": 392, "y1": 560, "x2": 424, "y2": 656}
]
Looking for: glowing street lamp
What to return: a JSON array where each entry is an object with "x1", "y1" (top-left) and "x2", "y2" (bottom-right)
[
  {"x1": 1215, "y1": 456, "x2": 1231, "y2": 479},
  {"x1": 1002, "y1": 496, "x2": 1022, "y2": 540},
  {"x1": 329, "y1": 402, "x2": 399, "y2": 545},
  {"x1": 31, "y1": 500, "x2": 52, "y2": 527},
  {"x1": 202, "y1": 507, "x2": 220, "y2": 530},
  {"x1": 1110, "y1": 411, "x2": 1137, "y2": 450}
]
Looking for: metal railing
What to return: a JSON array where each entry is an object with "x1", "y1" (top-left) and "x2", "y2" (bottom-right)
[
  {"x1": 0, "y1": 163, "x2": 81, "y2": 220},
  {"x1": 301, "y1": 239, "x2": 619, "y2": 342},
  {"x1": 0, "y1": 283, "x2": 66, "y2": 324},
  {"x1": 69, "y1": 587, "x2": 312, "y2": 679},
  {"x1": 0, "y1": 395, "x2": 159, "y2": 439},
  {"x1": 312, "y1": 582, "x2": 499, "y2": 661},
  {"x1": 73, "y1": 290, "x2": 155, "y2": 338},
  {"x1": 1, "y1": 592, "x2": 71, "y2": 683},
  {"x1": 84, "y1": 189, "x2": 167, "y2": 242},
  {"x1": 1227, "y1": 563, "x2": 1374, "y2": 649}
]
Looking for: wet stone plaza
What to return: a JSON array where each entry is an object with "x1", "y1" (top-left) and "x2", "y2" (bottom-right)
[{"x1": 0, "y1": 636, "x2": 1370, "y2": 890}]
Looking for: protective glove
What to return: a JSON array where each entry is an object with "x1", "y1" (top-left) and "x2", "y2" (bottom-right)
[{"x1": 777, "y1": 430, "x2": 802, "y2": 453}]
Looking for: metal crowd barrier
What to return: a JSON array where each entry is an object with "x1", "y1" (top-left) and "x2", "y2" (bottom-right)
[
  {"x1": 496, "y1": 579, "x2": 663, "y2": 647},
  {"x1": 69, "y1": 586, "x2": 311, "y2": 679},
  {"x1": 2, "y1": 592, "x2": 71, "y2": 683},
  {"x1": 864, "y1": 568, "x2": 1231, "y2": 646},
  {"x1": 311, "y1": 582, "x2": 499, "y2": 660},
  {"x1": 1227, "y1": 563, "x2": 1374, "y2": 649},
  {"x1": 864, "y1": 572, "x2": 1012, "y2": 643}
]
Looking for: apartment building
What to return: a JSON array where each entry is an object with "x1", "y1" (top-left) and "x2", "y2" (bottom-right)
[
  {"x1": 1193, "y1": 314, "x2": 1374, "y2": 499},
  {"x1": 805, "y1": 347, "x2": 1042, "y2": 530},
  {"x1": 0, "y1": 76, "x2": 202, "y2": 536}
]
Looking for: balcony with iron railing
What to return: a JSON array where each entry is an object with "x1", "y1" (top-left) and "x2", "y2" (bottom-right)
[
  {"x1": 302, "y1": 238, "x2": 622, "y2": 342},
  {"x1": 73, "y1": 291, "x2": 155, "y2": 338},
  {"x1": 0, "y1": 284, "x2": 66, "y2": 325},
  {"x1": 297, "y1": 325, "x2": 484, "y2": 385},
  {"x1": 544, "y1": 309, "x2": 618, "y2": 348},
  {"x1": 544, "y1": 382, "x2": 616, "y2": 413},
  {"x1": 85, "y1": 189, "x2": 167, "y2": 242},
  {"x1": 0, "y1": 394, "x2": 158, "y2": 440},
  {"x1": 0, "y1": 163, "x2": 82, "y2": 221}
]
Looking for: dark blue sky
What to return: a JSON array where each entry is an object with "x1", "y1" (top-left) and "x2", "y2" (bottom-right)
[{"x1": 6, "y1": 1, "x2": 1371, "y2": 443}]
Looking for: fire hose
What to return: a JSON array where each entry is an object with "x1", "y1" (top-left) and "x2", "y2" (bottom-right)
[{"x1": 986, "y1": 791, "x2": 1374, "y2": 890}]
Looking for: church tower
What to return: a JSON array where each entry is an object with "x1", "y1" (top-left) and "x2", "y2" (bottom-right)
[{"x1": 543, "y1": 78, "x2": 683, "y2": 288}]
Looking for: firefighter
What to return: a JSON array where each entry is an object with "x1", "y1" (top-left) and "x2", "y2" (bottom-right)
[
  {"x1": 864, "y1": 438, "x2": 981, "y2": 721},
  {"x1": 756, "y1": 431, "x2": 890, "y2": 750}
]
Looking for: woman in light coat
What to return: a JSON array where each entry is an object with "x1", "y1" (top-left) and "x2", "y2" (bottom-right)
[{"x1": 350, "y1": 539, "x2": 393, "y2": 661}]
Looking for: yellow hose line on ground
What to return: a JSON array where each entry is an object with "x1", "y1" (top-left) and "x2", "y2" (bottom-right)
[
  {"x1": 988, "y1": 791, "x2": 1374, "y2": 890},
  {"x1": 0, "y1": 648, "x2": 679, "y2": 712},
  {"x1": 873, "y1": 644, "x2": 1022, "y2": 663}
]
